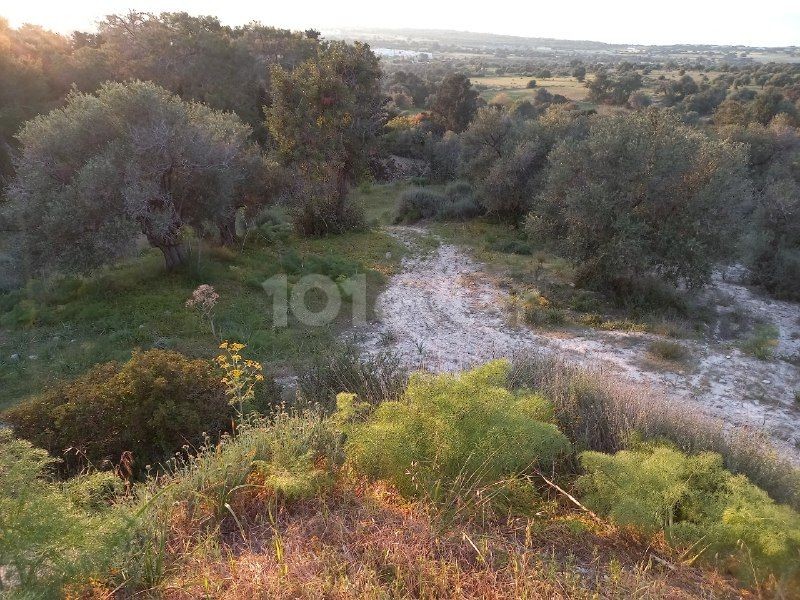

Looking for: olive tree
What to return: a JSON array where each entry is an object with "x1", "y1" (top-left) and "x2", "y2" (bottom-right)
[
  {"x1": 7, "y1": 81, "x2": 269, "y2": 274},
  {"x1": 430, "y1": 73, "x2": 479, "y2": 133},
  {"x1": 530, "y1": 109, "x2": 752, "y2": 289},
  {"x1": 266, "y1": 41, "x2": 384, "y2": 235}
]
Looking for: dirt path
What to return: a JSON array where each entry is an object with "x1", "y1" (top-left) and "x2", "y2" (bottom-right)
[{"x1": 357, "y1": 226, "x2": 800, "y2": 459}]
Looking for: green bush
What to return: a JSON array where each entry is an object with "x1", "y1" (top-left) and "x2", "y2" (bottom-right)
[
  {"x1": 438, "y1": 181, "x2": 483, "y2": 221},
  {"x1": 394, "y1": 187, "x2": 446, "y2": 223},
  {"x1": 3, "y1": 349, "x2": 280, "y2": 477},
  {"x1": 0, "y1": 430, "x2": 128, "y2": 596},
  {"x1": 740, "y1": 324, "x2": 779, "y2": 360},
  {"x1": 578, "y1": 444, "x2": 800, "y2": 587},
  {"x1": 343, "y1": 360, "x2": 571, "y2": 499}
]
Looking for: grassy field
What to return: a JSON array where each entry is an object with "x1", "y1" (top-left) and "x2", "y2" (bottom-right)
[
  {"x1": 0, "y1": 183, "x2": 406, "y2": 411},
  {"x1": 473, "y1": 74, "x2": 591, "y2": 104}
]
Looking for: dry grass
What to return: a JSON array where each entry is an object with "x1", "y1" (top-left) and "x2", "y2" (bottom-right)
[
  {"x1": 151, "y1": 480, "x2": 746, "y2": 599},
  {"x1": 508, "y1": 351, "x2": 800, "y2": 510},
  {"x1": 472, "y1": 75, "x2": 591, "y2": 103}
]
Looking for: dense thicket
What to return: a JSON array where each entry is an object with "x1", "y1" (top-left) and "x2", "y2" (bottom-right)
[{"x1": 2, "y1": 349, "x2": 279, "y2": 476}]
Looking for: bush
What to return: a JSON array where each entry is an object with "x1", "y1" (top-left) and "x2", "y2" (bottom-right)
[
  {"x1": 647, "y1": 340, "x2": 690, "y2": 362},
  {"x1": 531, "y1": 109, "x2": 751, "y2": 289},
  {"x1": 740, "y1": 324, "x2": 779, "y2": 360},
  {"x1": 507, "y1": 352, "x2": 800, "y2": 509},
  {"x1": 291, "y1": 189, "x2": 366, "y2": 236},
  {"x1": 343, "y1": 360, "x2": 571, "y2": 499},
  {"x1": 438, "y1": 181, "x2": 484, "y2": 220},
  {"x1": 579, "y1": 444, "x2": 800, "y2": 588},
  {"x1": 123, "y1": 410, "x2": 343, "y2": 591},
  {"x1": 0, "y1": 430, "x2": 128, "y2": 595},
  {"x1": 3, "y1": 349, "x2": 280, "y2": 477},
  {"x1": 296, "y1": 345, "x2": 408, "y2": 412},
  {"x1": 394, "y1": 188, "x2": 445, "y2": 223}
]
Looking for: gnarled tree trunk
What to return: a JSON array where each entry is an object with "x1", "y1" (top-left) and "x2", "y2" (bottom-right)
[
  {"x1": 218, "y1": 217, "x2": 236, "y2": 247},
  {"x1": 138, "y1": 210, "x2": 187, "y2": 271}
]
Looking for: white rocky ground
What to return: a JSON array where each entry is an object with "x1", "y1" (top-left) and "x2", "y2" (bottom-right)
[{"x1": 355, "y1": 227, "x2": 800, "y2": 460}]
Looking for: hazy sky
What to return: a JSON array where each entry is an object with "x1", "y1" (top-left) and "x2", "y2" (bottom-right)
[{"x1": 4, "y1": 0, "x2": 800, "y2": 47}]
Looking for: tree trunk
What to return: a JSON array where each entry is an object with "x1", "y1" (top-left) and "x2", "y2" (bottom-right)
[
  {"x1": 158, "y1": 243, "x2": 186, "y2": 271},
  {"x1": 218, "y1": 218, "x2": 236, "y2": 247},
  {"x1": 138, "y1": 209, "x2": 186, "y2": 271}
]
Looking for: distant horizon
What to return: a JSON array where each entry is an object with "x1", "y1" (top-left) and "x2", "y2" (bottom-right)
[{"x1": 4, "y1": 1, "x2": 800, "y2": 48}]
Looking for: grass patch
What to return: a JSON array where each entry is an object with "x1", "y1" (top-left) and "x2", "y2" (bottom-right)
[
  {"x1": 647, "y1": 340, "x2": 690, "y2": 363},
  {"x1": 740, "y1": 324, "x2": 779, "y2": 360},
  {"x1": 0, "y1": 222, "x2": 407, "y2": 411}
]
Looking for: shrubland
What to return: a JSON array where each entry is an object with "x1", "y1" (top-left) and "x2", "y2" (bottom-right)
[
  {"x1": 3, "y1": 357, "x2": 800, "y2": 598},
  {"x1": 3, "y1": 13, "x2": 800, "y2": 600}
]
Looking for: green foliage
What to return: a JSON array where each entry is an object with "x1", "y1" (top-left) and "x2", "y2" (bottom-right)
[
  {"x1": 144, "y1": 411, "x2": 341, "y2": 524},
  {"x1": 0, "y1": 430, "x2": 129, "y2": 596},
  {"x1": 430, "y1": 73, "x2": 479, "y2": 133},
  {"x1": 578, "y1": 444, "x2": 800, "y2": 586},
  {"x1": 266, "y1": 41, "x2": 382, "y2": 236},
  {"x1": 343, "y1": 360, "x2": 570, "y2": 499},
  {"x1": 460, "y1": 107, "x2": 588, "y2": 222},
  {"x1": 296, "y1": 344, "x2": 408, "y2": 412},
  {"x1": 530, "y1": 109, "x2": 752, "y2": 289},
  {"x1": 120, "y1": 410, "x2": 342, "y2": 592},
  {"x1": 3, "y1": 349, "x2": 279, "y2": 477},
  {"x1": 587, "y1": 70, "x2": 643, "y2": 105},
  {"x1": 7, "y1": 80, "x2": 270, "y2": 273},
  {"x1": 394, "y1": 188, "x2": 445, "y2": 223},
  {"x1": 740, "y1": 324, "x2": 779, "y2": 360},
  {"x1": 647, "y1": 340, "x2": 690, "y2": 362}
]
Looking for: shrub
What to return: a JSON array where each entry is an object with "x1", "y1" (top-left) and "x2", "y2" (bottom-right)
[
  {"x1": 647, "y1": 340, "x2": 690, "y2": 362},
  {"x1": 507, "y1": 352, "x2": 800, "y2": 509},
  {"x1": 290, "y1": 185, "x2": 366, "y2": 236},
  {"x1": 123, "y1": 410, "x2": 342, "y2": 591},
  {"x1": 740, "y1": 324, "x2": 779, "y2": 360},
  {"x1": 0, "y1": 430, "x2": 128, "y2": 595},
  {"x1": 296, "y1": 345, "x2": 408, "y2": 412},
  {"x1": 438, "y1": 181, "x2": 484, "y2": 220},
  {"x1": 343, "y1": 360, "x2": 571, "y2": 499},
  {"x1": 578, "y1": 444, "x2": 800, "y2": 587},
  {"x1": 531, "y1": 109, "x2": 752, "y2": 289},
  {"x1": 3, "y1": 349, "x2": 280, "y2": 477},
  {"x1": 393, "y1": 188, "x2": 445, "y2": 223}
]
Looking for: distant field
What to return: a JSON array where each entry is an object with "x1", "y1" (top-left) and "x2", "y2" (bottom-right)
[{"x1": 472, "y1": 75, "x2": 591, "y2": 104}]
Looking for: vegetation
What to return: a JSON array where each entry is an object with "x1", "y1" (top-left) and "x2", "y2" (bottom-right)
[
  {"x1": 343, "y1": 361, "x2": 571, "y2": 501},
  {"x1": 266, "y1": 42, "x2": 383, "y2": 235},
  {"x1": 580, "y1": 443, "x2": 800, "y2": 589},
  {"x1": 2, "y1": 12, "x2": 800, "y2": 600},
  {"x1": 2, "y1": 348, "x2": 278, "y2": 476},
  {"x1": 0, "y1": 430, "x2": 129, "y2": 595},
  {"x1": 6, "y1": 81, "x2": 269, "y2": 274},
  {"x1": 530, "y1": 109, "x2": 751, "y2": 290}
]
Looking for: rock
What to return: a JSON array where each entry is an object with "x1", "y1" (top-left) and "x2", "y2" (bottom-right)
[
  {"x1": 385, "y1": 251, "x2": 392, "y2": 260},
  {"x1": 9, "y1": 353, "x2": 19, "y2": 362},
  {"x1": 28, "y1": 355, "x2": 37, "y2": 360},
  {"x1": 762, "y1": 379, "x2": 770, "y2": 384}
]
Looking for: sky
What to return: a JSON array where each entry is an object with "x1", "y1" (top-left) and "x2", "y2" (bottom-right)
[{"x1": 3, "y1": 0, "x2": 800, "y2": 47}]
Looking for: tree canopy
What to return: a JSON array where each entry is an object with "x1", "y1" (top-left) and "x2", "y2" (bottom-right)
[
  {"x1": 7, "y1": 81, "x2": 270, "y2": 274},
  {"x1": 529, "y1": 109, "x2": 752, "y2": 288}
]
